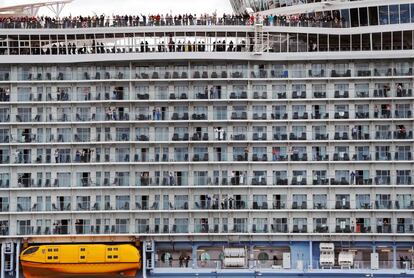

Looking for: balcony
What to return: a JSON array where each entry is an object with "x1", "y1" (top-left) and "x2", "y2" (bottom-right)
[
  {"x1": 333, "y1": 153, "x2": 350, "y2": 161},
  {"x1": 334, "y1": 132, "x2": 349, "y2": 140},
  {"x1": 394, "y1": 130, "x2": 413, "y2": 140},
  {"x1": 312, "y1": 178, "x2": 329, "y2": 186},
  {"x1": 334, "y1": 111, "x2": 349, "y2": 119},
  {"x1": 375, "y1": 176, "x2": 391, "y2": 185},
  {"x1": 292, "y1": 112, "x2": 308, "y2": 120},
  {"x1": 289, "y1": 133, "x2": 306, "y2": 140},
  {"x1": 292, "y1": 201, "x2": 307, "y2": 209},
  {"x1": 171, "y1": 133, "x2": 189, "y2": 141},
  {"x1": 373, "y1": 89, "x2": 390, "y2": 98},
  {"x1": 331, "y1": 70, "x2": 351, "y2": 77},
  {"x1": 335, "y1": 225, "x2": 352, "y2": 233},
  {"x1": 331, "y1": 177, "x2": 350, "y2": 185},
  {"x1": 274, "y1": 178, "x2": 288, "y2": 186},
  {"x1": 396, "y1": 176, "x2": 413, "y2": 185},
  {"x1": 395, "y1": 200, "x2": 414, "y2": 209},
  {"x1": 290, "y1": 153, "x2": 307, "y2": 161},
  {"x1": 252, "y1": 113, "x2": 267, "y2": 120},
  {"x1": 252, "y1": 91, "x2": 267, "y2": 99},
  {"x1": 292, "y1": 91, "x2": 306, "y2": 99},
  {"x1": 273, "y1": 133, "x2": 288, "y2": 140},
  {"x1": 169, "y1": 92, "x2": 188, "y2": 100},
  {"x1": 252, "y1": 224, "x2": 268, "y2": 233},
  {"x1": 376, "y1": 224, "x2": 392, "y2": 233},
  {"x1": 291, "y1": 177, "x2": 307, "y2": 186},
  {"x1": 334, "y1": 91, "x2": 349, "y2": 98},
  {"x1": 252, "y1": 154, "x2": 267, "y2": 162},
  {"x1": 252, "y1": 201, "x2": 268, "y2": 210},
  {"x1": 271, "y1": 113, "x2": 288, "y2": 120},
  {"x1": 292, "y1": 225, "x2": 307, "y2": 233},
  {"x1": 171, "y1": 113, "x2": 189, "y2": 121},
  {"x1": 313, "y1": 92, "x2": 326, "y2": 98},
  {"x1": 314, "y1": 225, "x2": 329, "y2": 233},
  {"x1": 229, "y1": 91, "x2": 247, "y2": 99},
  {"x1": 314, "y1": 133, "x2": 329, "y2": 140},
  {"x1": 192, "y1": 154, "x2": 209, "y2": 162},
  {"x1": 191, "y1": 113, "x2": 207, "y2": 120},
  {"x1": 375, "y1": 201, "x2": 392, "y2": 209},
  {"x1": 396, "y1": 88, "x2": 413, "y2": 97},
  {"x1": 271, "y1": 224, "x2": 288, "y2": 233},
  {"x1": 230, "y1": 111, "x2": 247, "y2": 120},
  {"x1": 335, "y1": 201, "x2": 350, "y2": 209},
  {"x1": 355, "y1": 111, "x2": 370, "y2": 119}
]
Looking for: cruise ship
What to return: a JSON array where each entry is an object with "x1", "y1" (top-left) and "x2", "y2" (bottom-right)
[{"x1": 0, "y1": 0, "x2": 413, "y2": 277}]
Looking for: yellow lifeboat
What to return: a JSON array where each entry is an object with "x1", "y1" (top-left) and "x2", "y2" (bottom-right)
[{"x1": 20, "y1": 244, "x2": 141, "y2": 278}]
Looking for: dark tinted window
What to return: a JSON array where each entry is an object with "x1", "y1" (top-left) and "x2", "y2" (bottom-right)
[
  {"x1": 400, "y1": 4, "x2": 410, "y2": 23},
  {"x1": 390, "y1": 5, "x2": 399, "y2": 24},
  {"x1": 350, "y1": 8, "x2": 359, "y2": 27},
  {"x1": 379, "y1": 6, "x2": 389, "y2": 24},
  {"x1": 23, "y1": 247, "x2": 39, "y2": 255},
  {"x1": 359, "y1": 8, "x2": 368, "y2": 26},
  {"x1": 369, "y1": 7, "x2": 379, "y2": 25}
]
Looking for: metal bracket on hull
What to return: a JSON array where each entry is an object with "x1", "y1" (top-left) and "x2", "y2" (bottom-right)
[{"x1": 0, "y1": 242, "x2": 17, "y2": 278}]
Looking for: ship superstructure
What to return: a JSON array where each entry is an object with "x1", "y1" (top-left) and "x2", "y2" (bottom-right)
[{"x1": 0, "y1": 0, "x2": 413, "y2": 277}]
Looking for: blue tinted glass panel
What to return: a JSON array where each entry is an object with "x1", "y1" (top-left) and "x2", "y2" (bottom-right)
[
  {"x1": 341, "y1": 9, "x2": 350, "y2": 27},
  {"x1": 379, "y1": 6, "x2": 389, "y2": 24},
  {"x1": 411, "y1": 4, "x2": 414, "y2": 22},
  {"x1": 400, "y1": 4, "x2": 409, "y2": 23},
  {"x1": 389, "y1": 5, "x2": 399, "y2": 24}
]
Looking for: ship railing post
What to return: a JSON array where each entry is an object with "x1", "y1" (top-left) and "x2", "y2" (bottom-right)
[
  {"x1": 309, "y1": 240, "x2": 313, "y2": 270},
  {"x1": 1, "y1": 243, "x2": 5, "y2": 278},
  {"x1": 15, "y1": 242, "x2": 20, "y2": 278},
  {"x1": 151, "y1": 240, "x2": 155, "y2": 270},
  {"x1": 392, "y1": 244, "x2": 397, "y2": 270},
  {"x1": 192, "y1": 244, "x2": 198, "y2": 269},
  {"x1": 142, "y1": 241, "x2": 147, "y2": 278}
]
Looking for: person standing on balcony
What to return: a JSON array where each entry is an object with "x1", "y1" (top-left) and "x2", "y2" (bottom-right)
[{"x1": 350, "y1": 171, "x2": 355, "y2": 185}]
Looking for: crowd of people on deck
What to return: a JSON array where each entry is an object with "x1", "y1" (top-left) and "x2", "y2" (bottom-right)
[{"x1": 0, "y1": 11, "x2": 346, "y2": 29}]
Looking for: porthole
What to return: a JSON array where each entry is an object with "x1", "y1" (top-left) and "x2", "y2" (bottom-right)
[{"x1": 258, "y1": 252, "x2": 269, "y2": 263}]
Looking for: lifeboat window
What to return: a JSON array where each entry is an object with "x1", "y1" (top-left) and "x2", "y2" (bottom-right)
[
  {"x1": 108, "y1": 248, "x2": 112, "y2": 251},
  {"x1": 114, "y1": 255, "x2": 118, "y2": 259},
  {"x1": 54, "y1": 248, "x2": 58, "y2": 252},
  {"x1": 114, "y1": 248, "x2": 118, "y2": 251},
  {"x1": 108, "y1": 255, "x2": 112, "y2": 259},
  {"x1": 23, "y1": 247, "x2": 39, "y2": 255},
  {"x1": 47, "y1": 256, "x2": 52, "y2": 259},
  {"x1": 80, "y1": 256, "x2": 85, "y2": 259},
  {"x1": 80, "y1": 248, "x2": 85, "y2": 251},
  {"x1": 53, "y1": 256, "x2": 58, "y2": 259},
  {"x1": 48, "y1": 248, "x2": 52, "y2": 252}
]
